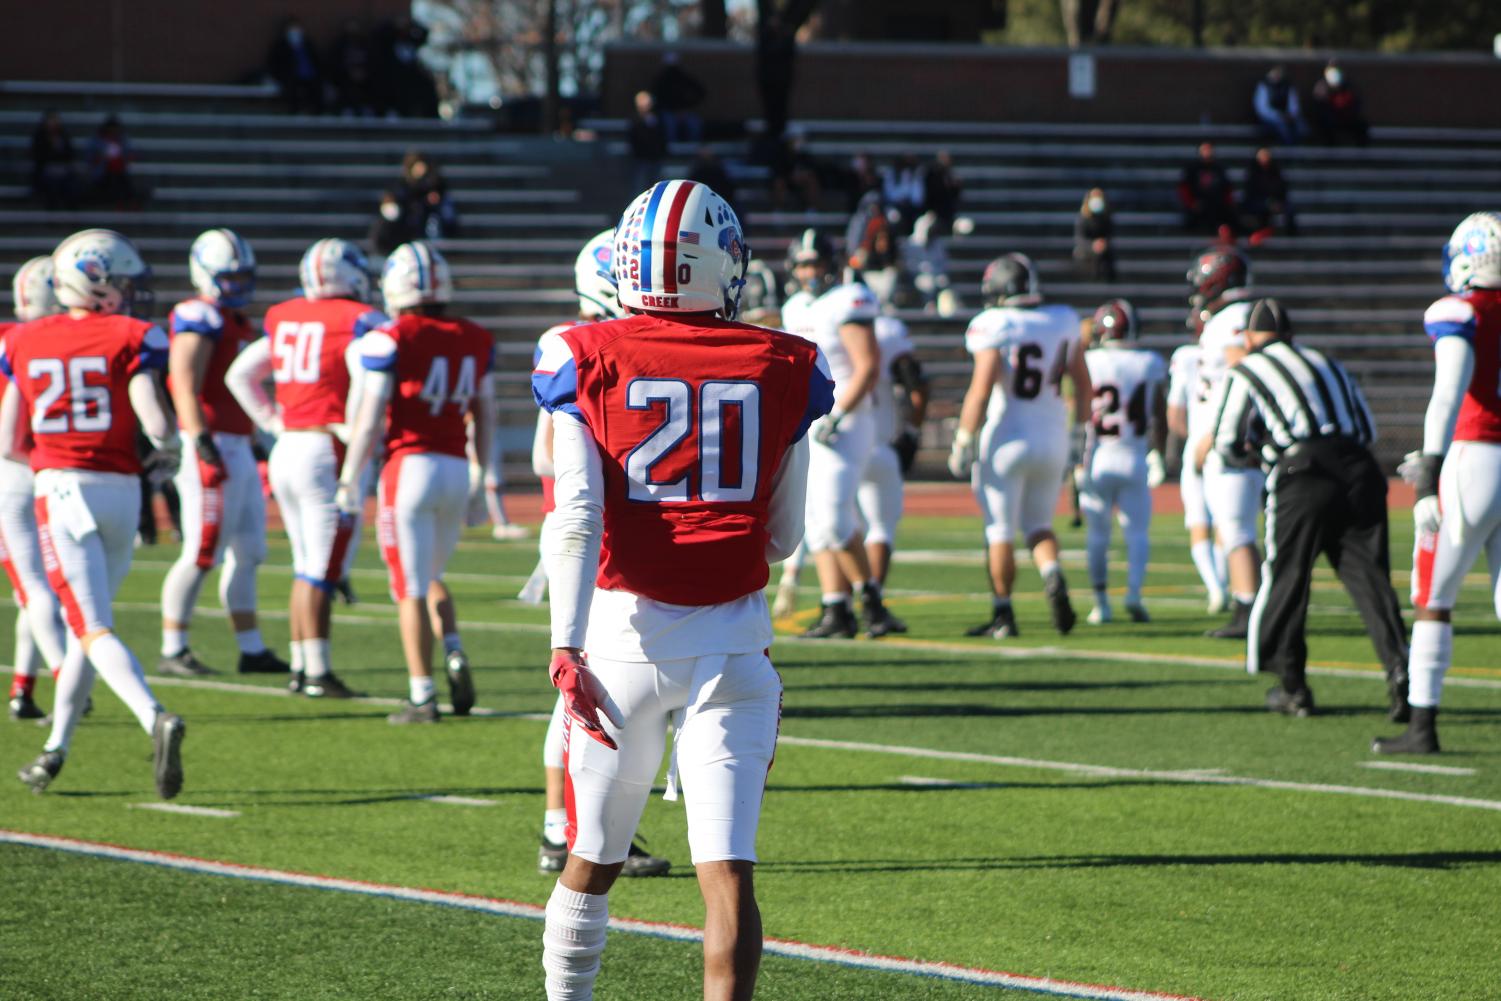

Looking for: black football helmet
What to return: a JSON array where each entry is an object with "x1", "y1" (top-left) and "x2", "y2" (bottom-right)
[
  {"x1": 981, "y1": 253, "x2": 1041, "y2": 306},
  {"x1": 785, "y1": 229, "x2": 837, "y2": 295}
]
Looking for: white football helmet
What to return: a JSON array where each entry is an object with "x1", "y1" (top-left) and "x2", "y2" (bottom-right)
[
  {"x1": 1443, "y1": 212, "x2": 1501, "y2": 293},
  {"x1": 299, "y1": 237, "x2": 372, "y2": 301},
  {"x1": 51, "y1": 228, "x2": 152, "y2": 316},
  {"x1": 189, "y1": 228, "x2": 257, "y2": 308},
  {"x1": 12, "y1": 256, "x2": 60, "y2": 322},
  {"x1": 381, "y1": 241, "x2": 452, "y2": 312},
  {"x1": 613, "y1": 179, "x2": 748, "y2": 317},
  {"x1": 575, "y1": 229, "x2": 623, "y2": 320}
]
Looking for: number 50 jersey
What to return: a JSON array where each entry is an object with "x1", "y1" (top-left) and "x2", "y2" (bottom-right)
[
  {"x1": 260, "y1": 297, "x2": 387, "y2": 430},
  {"x1": 964, "y1": 302, "x2": 1080, "y2": 443},
  {"x1": 533, "y1": 313, "x2": 834, "y2": 606}
]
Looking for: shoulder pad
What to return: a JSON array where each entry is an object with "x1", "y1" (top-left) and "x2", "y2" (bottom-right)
[
  {"x1": 1424, "y1": 296, "x2": 1477, "y2": 343},
  {"x1": 171, "y1": 298, "x2": 224, "y2": 337}
]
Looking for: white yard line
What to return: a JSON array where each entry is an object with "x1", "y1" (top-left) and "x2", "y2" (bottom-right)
[
  {"x1": 0, "y1": 829, "x2": 1206, "y2": 1001},
  {"x1": 1358, "y1": 761, "x2": 1477, "y2": 777},
  {"x1": 413, "y1": 794, "x2": 497, "y2": 807},
  {"x1": 128, "y1": 803, "x2": 240, "y2": 818}
]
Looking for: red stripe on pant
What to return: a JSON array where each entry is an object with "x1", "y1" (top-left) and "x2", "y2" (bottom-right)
[
  {"x1": 33, "y1": 497, "x2": 87, "y2": 638},
  {"x1": 561, "y1": 711, "x2": 577, "y2": 851},
  {"x1": 377, "y1": 453, "x2": 408, "y2": 600},
  {"x1": 194, "y1": 458, "x2": 225, "y2": 570},
  {"x1": 1413, "y1": 528, "x2": 1437, "y2": 610}
]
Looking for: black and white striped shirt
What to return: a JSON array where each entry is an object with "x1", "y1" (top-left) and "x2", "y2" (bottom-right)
[{"x1": 1210, "y1": 340, "x2": 1376, "y2": 468}]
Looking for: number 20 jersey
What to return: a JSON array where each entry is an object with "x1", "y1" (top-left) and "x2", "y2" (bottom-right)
[
  {"x1": 260, "y1": 297, "x2": 387, "y2": 430},
  {"x1": 964, "y1": 303, "x2": 1079, "y2": 442},
  {"x1": 0, "y1": 313, "x2": 168, "y2": 475},
  {"x1": 533, "y1": 312, "x2": 834, "y2": 606}
]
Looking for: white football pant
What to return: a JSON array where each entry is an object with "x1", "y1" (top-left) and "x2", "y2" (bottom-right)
[
  {"x1": 377, "y1": 451, "x2": 468, "y2": 601},
  {"x1": 1081, "y1": 446, "x2": 1153, "y2": 604},
  {"x1": 269, "y1": 431, "x2": 360, "y2": 591},
  {"x1": 161, "y1": 433, "x2": 267, "y2": 625},
  {"x1": 804, "y1": 408, "x2": 877, "y2": 551},
  {"x1": 975, "y1": 424, "x2": 1068, "y2": 545},
  {"x1": 857, "y1": 443, "x2": 904, "y2": 547}
]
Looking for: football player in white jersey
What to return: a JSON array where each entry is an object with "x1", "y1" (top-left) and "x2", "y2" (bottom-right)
[
  {"x1": 950, "y1": 253, "x2": 1090, "y2": 638},
  {"x1": 781, "y1": 230, "x2": 902, "y2": 638},
  {"x1": 1079, "y1": 300, "x2": 1167, "y2": 624},
  {"x1": 1185, "y1": 246, "x2": 1264, "y2": 638},
  {"x1": 1168, "y1": 339, "x2": 1228, "y2": 611}
]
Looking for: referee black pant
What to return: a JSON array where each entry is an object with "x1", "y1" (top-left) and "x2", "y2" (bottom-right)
[{"x1": 1248, "y1": 439, "x2": 1407, "y2": 693}]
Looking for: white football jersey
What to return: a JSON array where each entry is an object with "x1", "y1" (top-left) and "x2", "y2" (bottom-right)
[
  {"x1": 1188, "y1": 299, "x2": 1253, "y2": 439},
  {"x1": 1085, "y1": 346, "x2": 1167, "y2": 451},
  {"x1": 1167, "y1": 343, "x2": 1200, "y2": 413},
  {"x1": 964, "y1": 302, "x2": 1080, "y2": 438},
  {"x1": 782, "y1": 281, "x2": 881, "y2": 403},
  {"x1": 871, "y1": 315, "x2": 915, "y2": 444}
]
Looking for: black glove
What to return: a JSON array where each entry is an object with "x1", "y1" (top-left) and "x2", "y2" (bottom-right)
[
  {"x1": 196, "y1": 431, "x2": 226, "y2": 474},
  {"x1": 1414, "y1": 454, "x2": 1441, "y2": 501},
  {"x1": 893, "y1": 426, "x2": 919, "y2": 475}
]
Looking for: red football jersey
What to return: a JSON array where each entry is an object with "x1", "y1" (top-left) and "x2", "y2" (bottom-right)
[
  {"x1": 261, "y1": 297, "x2": 386, "y2": 429},
  {"x1": 1, "y1": 313, "x2": 169, "y2": 474},
  {"x1": 534, "y1": 313, "x2": 834, "y2": 606},
  {"x1": 1425, "y1": 289, "x2": 1501, "y2": 445},
  {"x1": 359, "y1": 314, "x2": 495, "y2": 460},
  {"x1": 168, "y1": 298, "x2": 256, "y2": 435}
]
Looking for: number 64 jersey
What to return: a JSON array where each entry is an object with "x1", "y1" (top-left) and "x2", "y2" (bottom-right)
[
  {"x1": 964, "y1": 302, "x2": 1080, "y2": 448},
  {"x1": 533, "y1": 313, "x2": 833, "y2": 611}
]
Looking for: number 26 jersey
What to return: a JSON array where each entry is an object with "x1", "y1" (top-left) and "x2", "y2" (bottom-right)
[
  {"x1": 260, "y1": 297, "x2": 387, "y2": 430},
  {"x1": 964, "y1": 302, "x2": 1080, "y2": 442},
  {"x1": 533, "y1": 312, "x2": 834, "y2": 606}
]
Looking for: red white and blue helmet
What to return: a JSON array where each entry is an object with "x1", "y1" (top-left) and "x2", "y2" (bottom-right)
[
  {"x1": 381, "y1": 241, "x2": 452, "y2": 311},
  {"x1": 1443, "y1": 211, "x2": 1501, "y2": 293},
  {"x1": 299, "y1": 237, "x2": 372, "y2": 302},
  {"x1": 12, "y1": 256, "x2": 60, "y2": 322},
  {"x1": 612, "y1": 179, "x2": 749, "y2": 317},
  {"x1": 575, "y1": 229, "x2": 623, "y2": 320},
  {"x1": 51, "y1": 228, "x2": 152, "y2": 316},
  {"x1": 189, "y1": 228, "x2": 257, "y2": 308}
]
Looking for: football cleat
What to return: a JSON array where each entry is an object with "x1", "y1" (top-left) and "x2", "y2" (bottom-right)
[
  {"x1": 621, "y1": 840, "x2": 672, "y2": 878},
  {"x1": 1087, "y1": 603, "x2": 1112, "y2": 625},
  {"x1": 861, "y1": 590, "x2": 906, "y2": 638},
  {"x1": 237, "y1": 649, "x2": 290, "y2": 675},
  {"x1": 1372, "y1": 707, "x2": 1439, "y2": 755},
  {"x1": 302, "y1": 673, "x2": 362, "y2": 699},
  {"x1": 445, "y1": 651, "x2": 476, "y2": 717},
  {"x1": 1206, "y1": 600, "x2": 1252, "y2": 639},
  {"x1": 158, "y1": 649, "x2": 215, "y2": 677},
  {"x1": 9, "y1": 694, "x2": 45, "y2": 720},
  {"x1": 1125, "y1": 603, "x2": 1151, "y2": 623},
  {"x1": 152, "y1": 712, "x2": 187, "y2": 800},
  {"x1": 966, "y1": 606, "x2": 1019, "y2": 639},
  {"x1": 1265, "y1": 684, "x2": 1315, "y2": 718},
  {"x1": 288, "y1": 670, "x2": 305, "y2": 695},
  {"x1": 802, "y1": 602, "x2": 857, "y2": 639},
  {"x1": 538, "y1": 835, "x2": 567, "y2": 873},
  {"x1": 388, "y1": 698, "x2": 440, "y2": 725},
  {"x1": 1045, "y1": 574, "x2": 1076, "y2": 636},
  {"x1": 18, "y1": 750, "x2": 65, "y2": 794}
]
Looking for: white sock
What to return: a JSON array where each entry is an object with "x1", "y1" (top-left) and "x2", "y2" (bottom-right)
[
  {"x1": 1190, "y1": 540, "x2": 1223, "y2": 596},
  {"x1": 1232, "y1": 591, "x2": 1256, "y2": 606},
  {"x1": 1093, "y1": 587, "x2": 1109, "y2": 605},
  {"x1": 409, "y1": 675, "x2": 436, "y2": 705},
  {"x1": 543, "y1": 807, "x2": 568, "y2": 845},
  {"x1": 442, "y1": 632, "x2": 462, "y2": 655},
  {"x1": 161, "y1": 628, "x2": 188, "y2": 658},
  {"x1": 543, "y1": 883, "x2": 609, "y2": 1000},
  {"x1": 1038, "y1": 561, "x2": 1059, "y2": 581},
  {"x1": 301, "y1": 638, "x2": 331, "y2": 679},
  {"x1": 87, "y1": 632, "x2": 162, "y2": 733},
  {"x1": 13, "y1": 608, "x2": 37, "y2": 679},
  {"x1": 821, "y1": 592, "x2": 847, "y2": 606},
  {"x1": 1408, "y1": 620, "x2": 1451, "y2": 709},
  {"x1": 43, "y1": 637, "x2": 92, "y2": 754},
  {"x1": 234, "y1": 628, "x2": 265, "y2": 655},
  {"x1": 290, "y1": 642, "x2": 305, "y2": 674}
]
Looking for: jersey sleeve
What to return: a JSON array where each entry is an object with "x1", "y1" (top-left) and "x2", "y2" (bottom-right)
[
  {"x1": 1424, "y1": 296, "x2": 1477, "y2": 344},
  {"x1": 169, "y1": 299, "x2": 225, "y2": 341},
  {"x1": 792, "y1": 348, "x2": 837, "y2": 443},
  {"x1": 1167, "y1": 347, "x2": 1194, "y2": 408},
  {"x1": 138, "y1": 324, "x2": 170, "y2": 372},
  {"x1": 357, "y1": 327, "x2": 400, "y2": 372},
  {"x1": 878, "y1": 317, "x2": 916, "y2": 362},
  {"x1": 965, "y1": 311, "x2": 1009, "y2": 355},
  {"x1": 352, "y1": 309, "x2": 389, "y2": 339},
  {"x1": 837, "y1": 284, "x2": 881, "y2": 325},
  {"x1": 531, "y1": 328, "x2": 583, "y2": 422}
]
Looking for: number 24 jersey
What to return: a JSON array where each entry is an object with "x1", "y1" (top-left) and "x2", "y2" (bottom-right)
[{"x1": 533, "y1": 313, "x2": 834, "y2": 606}]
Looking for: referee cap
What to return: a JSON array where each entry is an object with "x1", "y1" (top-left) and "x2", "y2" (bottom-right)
[{"x1": 1246, "y1": 297, "x2": 1292, "y2": 339}]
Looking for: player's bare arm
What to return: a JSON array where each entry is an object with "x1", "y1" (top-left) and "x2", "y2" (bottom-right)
[
  {"x1": 167, "y1": 332, "x2": 214, "y2": 438},
  {"x1": 223, "y1": 338, "x2": 281, "y2": 434}
]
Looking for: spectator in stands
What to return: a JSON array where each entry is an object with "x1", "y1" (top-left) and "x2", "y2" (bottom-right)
[
  {"x1": 1074, "y1": 187, "x2": 1116, "y2": 282},
  {"x1": 844, "y1": 151, "x2": 881, "y2": 213},
  {"x1": 373, "y1": 15, "x2": 438, "y2": 118},
  {"x1": 1241, "y1": 147, "x2": 1298, "y2": 244},
  {"x1": 85, "y1": 115, "x2": 137, "y2": 208},
  {"x1": 1310, "y1": 60, "x2": 1370, "y2": 146},
  {"x1": 909, "y1": 150, "x2": 963, "y2": 312},
  {"x1": 267, "y1": 16, "x2": 324, "y2": 115},
  {"x1": 627, "y1": 91, "x2": 667, "y2": 195},
  {"x1": 923, "y1": 151, "x2": 962, "y2": 235},
  {"x1": 688, "y1": 147, "x2": 736, "y2": 215},
  {"x1": 1253, "y1": 65, "x2": 1304, "y2": 146},
  {"x1": 30, "y1": 111, "x2": 78, "y2": 210},
  {"x1": 397, "y1": 151, "x2": 457, "y2": 240},
  {"x1": 368, "y1": 190, "x2": 417, "y2": 256},
  {"x1": 881, "y1": 154, "x2": 925, "y2": 236},
  {"x1": 330, "y1": 18, "x2": 375, "y2": 117},
  {"x1": 1176, "y1": 142, "x2": 1237, "y2": 237},
  {"x1": 768, "y1": 128, "x2": 821, "y2": 213},
  {"x1": 650, "y1": 52, "x2": 707, "y2": 146}
]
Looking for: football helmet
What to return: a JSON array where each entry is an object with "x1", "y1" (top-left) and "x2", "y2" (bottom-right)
[
  {"x1": 1092, "y1": 298, "x2": 1139, "y2": 344},
  {"x1": 1186, "y1": 246, "x2": 1250, "y2": 309},
  {"x1": 785, "y1": 228, "x2": 837, "y2": 294},
  {"x1": 12, "y1": 256, "x2": 59, "y2": 322},
  {"x1": 739, "y1": 259, "x2": 780, "y2": 323},
  {"x1": 981, "y1": 253, "x2": 1041, "y2": 307},
  {"x1": 299, "y1": 237, "x2": 372, "y2": 302},
  {"x1": 613, "y1": 179, "x2": 748, "y2": 316},
  {"x1": 51, "y1": 228, "x2": 152, "y2": 316},
  {"x1": 1442, "y1": 211, "x2": 1501, "y2": 292},
  {"x1": 574, "y1": 229, "x2": 623, "y2": 320},
  {"x1": 189, "y1": 228, "x2": 257, "y2": 308},
  {"x1": 381, "y1": 241, "x2": 452, "y2": 312}
]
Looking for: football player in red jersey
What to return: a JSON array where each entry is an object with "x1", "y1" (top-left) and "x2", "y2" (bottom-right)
[
  {"x1": 158, "y1": 229, "x2": 289, "y2": 679},
  {"x1": 2, "y1": 229, "x2": 186, "y2": 798},
  {"x1": 1377, "y1": 212, "x2": 1501, "y2": 754},
  {"x1": 535, "y1": 180, "x2": 834, "y2": 1001},
  {"x1": 2, "y1": 257, "x2": 70, "y2": 720},
  {"x1": 334, "y1": 242, "x2": 490, "y2": 723},
  {"x1": 226, "y1": 237, "x2": 386, "y2": 699}
]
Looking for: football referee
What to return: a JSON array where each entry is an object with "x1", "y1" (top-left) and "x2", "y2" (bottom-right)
[{"x1": 1202, "y1": 299, "x2": 1408, "y2": 718}]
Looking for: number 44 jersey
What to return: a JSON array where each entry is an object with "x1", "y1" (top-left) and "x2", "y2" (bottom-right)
[
  {"x1": 533, "y1": 312, "x2": 834, "y2": 606},
  {"x1": 964, "y1": 302, "x2": 1080, "y2": 445},
  {"x1": 356, "y1": 314, "x2": 495, "y2": 460}
]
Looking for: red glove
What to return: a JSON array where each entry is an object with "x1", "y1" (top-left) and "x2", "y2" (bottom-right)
[{"x1": 549, "y1": 650, "x2": 620, "y2": 751}]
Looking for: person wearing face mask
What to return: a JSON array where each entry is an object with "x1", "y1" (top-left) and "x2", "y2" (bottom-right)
[
  {"x1": 1311, "y1": 60, "x2": 1369, "y2": 146},
  {"x1": 1074, "y1": 187, "x2": 1116, "y2": 282},
  {"x1": 368, "y1": 190, "x2": 416, "y2": 256}
]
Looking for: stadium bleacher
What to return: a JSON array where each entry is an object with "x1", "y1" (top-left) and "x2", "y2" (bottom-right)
[{"x1": 2, "y1": 84, "x2": 1474, "y2": 473}]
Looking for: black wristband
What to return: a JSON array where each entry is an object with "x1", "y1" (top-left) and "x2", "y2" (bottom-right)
[
  {"x1": 1414, "y1": 454, "x2": 1442, "y2": 500},
  {"x1": 196, "y1": 431, "x2": 224, "y2": 468}
]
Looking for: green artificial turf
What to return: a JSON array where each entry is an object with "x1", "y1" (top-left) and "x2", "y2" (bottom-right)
[{"x1": 2, "y1": 513, "x2": 1498, "y2": 1000}]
